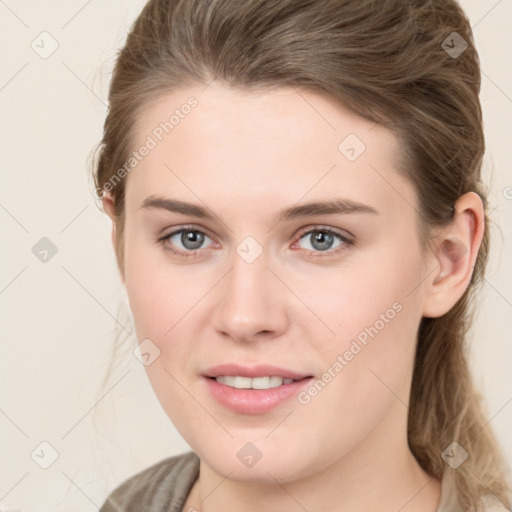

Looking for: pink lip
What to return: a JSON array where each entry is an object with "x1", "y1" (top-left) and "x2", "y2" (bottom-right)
[
  {"x1": 203, "y1": 363, "x2": 311, "y2": 380},
  {"x1": 202, "y1": 364, "x2": 314, "y2": 415}
]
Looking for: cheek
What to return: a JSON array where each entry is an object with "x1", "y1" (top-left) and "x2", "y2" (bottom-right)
[
  {"x1": 301, "y1": 243, "x2": 425, "y2": 398},
  {"x1": 123, "y1": 238, "x2": 202, "y2": 339},
  {"x1": 300, "y1": 254, "x2": 420, "y2": 348},
  {"x1": 123, "y1": 244, "x2": 206, "y2": 425},
  {"x1": 292, "y1": 277, "x2": 420, "y2": 459}
]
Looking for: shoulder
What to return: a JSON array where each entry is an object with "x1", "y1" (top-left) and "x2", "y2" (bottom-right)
[
  {"x1": 438, "y1": 471, "x2": 512, "y2": 512},
  {"x1": 479, "y1": 496, "x2": 512, "y2": 512},
  {"x1": 99, "y1": 450, "x2": 200, "y2": 512}
]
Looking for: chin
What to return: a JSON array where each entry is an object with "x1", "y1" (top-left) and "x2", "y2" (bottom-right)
[{"x1": 195, "y1": 437, "x2": 316, "y2": 484}]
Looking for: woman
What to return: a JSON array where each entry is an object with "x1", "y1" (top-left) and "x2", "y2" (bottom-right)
[{"x1": 92, "y1": 0, "x2": 511, "y2": 510}]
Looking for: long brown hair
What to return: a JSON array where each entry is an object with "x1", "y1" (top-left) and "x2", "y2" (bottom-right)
[{"x1": 90, "y1": 1, "x2": 511, "y2": 509}]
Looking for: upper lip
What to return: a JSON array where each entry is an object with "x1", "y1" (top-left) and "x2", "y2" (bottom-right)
[{"x1": 203, "y1": 364, "x2": 312, "y2": 380}]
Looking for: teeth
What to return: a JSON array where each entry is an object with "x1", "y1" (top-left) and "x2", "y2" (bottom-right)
[{"x1": 215, "y1": 376, "x2": 295, "y2": 389}]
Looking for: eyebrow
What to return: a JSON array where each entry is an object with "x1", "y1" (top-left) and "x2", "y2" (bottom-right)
[{"x1": 139, "y1": 195, "x2": 378, "y2": 224}]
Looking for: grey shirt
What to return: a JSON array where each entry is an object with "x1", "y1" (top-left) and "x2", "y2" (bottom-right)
[{"x1": 98, "y1": 451, "x2": 510, "y2": 512}]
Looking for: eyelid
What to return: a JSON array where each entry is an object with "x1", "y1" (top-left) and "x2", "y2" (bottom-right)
[
  {"x1": 159, "y1": 224, "x2": 215, "y2": 241},
  {"x1": 294, "y1": 224, "x2": 353, "y2": 239}
]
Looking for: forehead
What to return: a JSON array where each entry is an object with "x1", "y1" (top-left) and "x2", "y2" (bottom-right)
[{"x1": 125, "y1": 83, "x2": 416, "y2": 221}]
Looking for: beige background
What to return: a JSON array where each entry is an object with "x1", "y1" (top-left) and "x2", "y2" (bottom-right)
[{"x1": 0, "y1": 0, "x2": 511, "y2": 510}]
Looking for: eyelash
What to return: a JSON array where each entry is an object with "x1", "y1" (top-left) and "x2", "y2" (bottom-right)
[{"x1": 157, "y1": 225, "x2": 354, "y2": 259}]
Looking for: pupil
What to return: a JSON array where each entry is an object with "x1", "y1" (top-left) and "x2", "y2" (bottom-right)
[{"x1": 312, "y1": 231, "x2": 333, "y2": 251}]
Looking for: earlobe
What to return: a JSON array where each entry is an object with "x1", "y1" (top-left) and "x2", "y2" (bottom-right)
[{"x1": 422, "y1": 192, "x2": 485, "y2": 318}]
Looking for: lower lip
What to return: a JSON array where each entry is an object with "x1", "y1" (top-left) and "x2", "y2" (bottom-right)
[{"x1": 204, "y1": 376, "x2": 314, "y2": 415}]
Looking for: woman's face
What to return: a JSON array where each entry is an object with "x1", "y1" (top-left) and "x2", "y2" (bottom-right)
[{"x1": 118, "y1": 83, "x2": 433, "y2": 482}]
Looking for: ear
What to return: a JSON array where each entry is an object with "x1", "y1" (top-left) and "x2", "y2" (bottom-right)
[
  {"x1": 421, "y1": 192, "x2": 485, "y2": 318},
  {"x1": 102, "y1": 192, "x2": 125, "y2": 284}
]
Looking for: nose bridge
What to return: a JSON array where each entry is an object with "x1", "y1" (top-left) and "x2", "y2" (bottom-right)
[{"x1": 212, "y1": 245, "x2": 287, "y2": 341}]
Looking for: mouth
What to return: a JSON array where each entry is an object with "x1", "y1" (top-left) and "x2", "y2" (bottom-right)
[{"x1": 202, "y1": 364, "x2": 314, "y2": 414}]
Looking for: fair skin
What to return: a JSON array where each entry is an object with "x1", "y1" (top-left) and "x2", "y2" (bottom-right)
[{"x1": 103, "y1": 83, "x2": 484, "y2": 512}]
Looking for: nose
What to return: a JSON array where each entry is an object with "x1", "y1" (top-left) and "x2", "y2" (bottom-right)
[{"x1": 211, "y1": 249, "x2": 289, "y2": 343}]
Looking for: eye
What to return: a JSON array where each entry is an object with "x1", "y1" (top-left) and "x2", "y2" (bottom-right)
[
  {"x1": 158, "y1": 225, "x2": 353, "y2": 259},
  {"x1": 294, "y1": 227, "x2": 353, "y2": 256},
  {"x1": 158, "y1": 226, "x2": 215, "y2": 257}
]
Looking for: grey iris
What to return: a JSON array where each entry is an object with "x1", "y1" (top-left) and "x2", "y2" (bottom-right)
[
  {"x1": 311, "y1": 231, "x2": 333, "y2": 251},
  {"x1": 182, "y1": 230, "x2": 204, "y2": 250}
]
